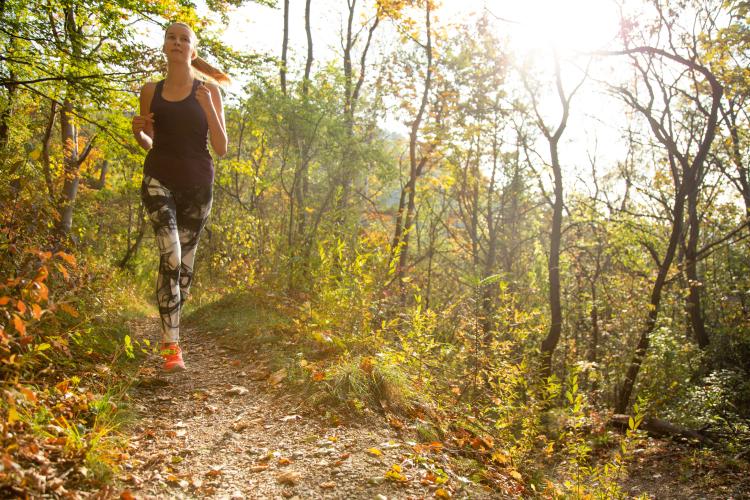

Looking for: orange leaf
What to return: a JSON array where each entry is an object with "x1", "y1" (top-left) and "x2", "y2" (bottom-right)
[
  {"x1": 312, "y1": 370, "x2": 325, "y2": 381},
  {"x1": 55, "y1": 379, "x2": 70, "y2": 393},
  {"x1": 55, "y1": 251, "x2": 76, "y2": 266},
  {"x1": 56, "y1": 263, "x2": 69, "y2": 280},
  {"x1": 12, "y1": 315, "x2": 26, "y2": 336},
  {"x1": 59, "y1": 303, "x2": 79, "y2": 318},
  {"x1": 35, "y1": 283, "x2": 49, "y2": 302},
  {"x1": 18, "y1": 386, "x2": 37, "y2": 405},
  {"x1": 120, "y1": 490, "x2": 135, "y2": 500},
  {"x1": 31, "y1": 304, "x2": 42, "y2": 320},
  {"x1": 16, "y1": 300, "x2": 26, "y2": 315},
  {"x1": 35, "y1": 266, "x2": 48, "y2": 283},
  {"x1": 0, "y1": 296, "x2": 10, "y2": 306},
  {"x1": 359, "y1": 357, "x2": 375, "y2": 374}
]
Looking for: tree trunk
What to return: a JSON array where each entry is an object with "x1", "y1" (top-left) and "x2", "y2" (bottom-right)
[
  {"x1": 610, "y1": 44, "x2": 722, "y2": 413},
  {"x1": 685, "y1": 186, "x2": 709, "y2": 347},
  {"x1": 617, "y1": 188, "x2": 686, "y2": 413},
  {"x1": 0, "y1": 79, "x2": 16, "y2": 148},
  {"x1": 58, "y1": 97, "x2": 79, "y2": 235},
  {"x1": 392, "y1": 1, "x2": 432, "y2": 291},
  {"x1": 302, "y1": 0, "x2": 313, "y2": 97},
  {"x1": 41, "y1": 100, "x2": 57, "y2": 199},
  {"x1": 280, "y1": 0, "x2": 289, "y2": 95},
  {"x1": 119, "y1": 204, "x2": 146, "y2": 269},
  {"x1": 540, "y1": 141, "x2": 564, "y2": 379}
]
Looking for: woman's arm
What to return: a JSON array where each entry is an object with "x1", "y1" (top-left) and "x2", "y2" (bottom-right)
[
  {"x1": 196, "y1": 82, "x2": 228, "y2": 157},
  {"x1": 132, "y1": 82, "x2": 156, "y2": 151}
]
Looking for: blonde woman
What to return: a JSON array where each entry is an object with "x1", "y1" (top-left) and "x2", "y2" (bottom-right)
[{"x1": 131, "y1": 22, "x2": 228, "y2": 371}]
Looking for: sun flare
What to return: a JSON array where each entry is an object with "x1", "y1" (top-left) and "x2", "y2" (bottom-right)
[{"x1": 492, "y1": 0, "x2": 621, "y2": 53}]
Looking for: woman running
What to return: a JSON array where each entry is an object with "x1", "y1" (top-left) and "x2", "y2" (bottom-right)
[{"x1": 131, "y1": 22, "x2": 229, "y2": 371}]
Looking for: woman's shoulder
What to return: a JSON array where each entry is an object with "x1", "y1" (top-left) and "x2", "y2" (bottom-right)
[
  {"x1": 141, "y1": 81, "x2": 161, "y2": 92},
  {"x1": 200, "y1": 80, "x2": 221, "y2": 92},
  {"x1": 139, "y1": 81, "x2": 161, "y2": 99}
]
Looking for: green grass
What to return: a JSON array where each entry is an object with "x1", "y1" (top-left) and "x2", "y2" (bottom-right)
[
  {"x1": 185, "y1": 289, "x2": 292, "y2": 352},
  {"x1": 184, "y1": 289, "x2": 424, "y2": 416}
]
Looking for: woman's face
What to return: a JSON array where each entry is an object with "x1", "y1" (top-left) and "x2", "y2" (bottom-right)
[{"x1": 163, "y1": 24, "x2": 196, "y2": 64}]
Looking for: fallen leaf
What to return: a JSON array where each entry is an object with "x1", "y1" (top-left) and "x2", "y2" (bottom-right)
[
  {"x1": 385, "y1": 464, "x2": 407, "y2": 482},
  {"x1": 227, "y1": 385, "x2": 250, "y2": 396},
  {"x1": 367, "y1": 447, "x2": 383, "y2": 457},
  {"x1": 281, "y1": 414, "x2": 302, "y2": 422},
  {"x1": 250, "y1": 465, "x2": 269, "y2": 473},
  {"x1": 248, "y1": 368, "x2": 271, "y2": 381},
  {"x1": 319, "y1": 481, "x2": 336, "y2": 489},
  {"x1": 268, "y1": 368, "x2": 287, "y2": 386},
  {"x1": 278, "y1": 457, "x2": 292, "y2": 465},
  {"x1": 276, "y1": 471, "x2": 301, "y2": 485},
  {"x1": 387, "y1": 414, "x2": 404, "y2": 429},
  {"x1": 232, "y1": 421, "x2": 249, "y2": 432},
  {"x1": 205, "y1": 466, "x2": 224, "y2": 477}
]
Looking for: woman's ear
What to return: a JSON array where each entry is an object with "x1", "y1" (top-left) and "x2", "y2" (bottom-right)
[{"x1": 191, "y1": 50, "x2": 198, "y2": 61}]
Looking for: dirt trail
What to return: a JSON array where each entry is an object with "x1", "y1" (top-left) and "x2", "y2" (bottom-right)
[{"x1": 119, "y1": 320, "x2": 494, "y2": 499}]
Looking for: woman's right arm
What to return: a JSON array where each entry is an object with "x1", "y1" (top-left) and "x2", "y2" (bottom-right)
[{"x1": 132, "y1": 83, "x2": 156, "y2": 151}]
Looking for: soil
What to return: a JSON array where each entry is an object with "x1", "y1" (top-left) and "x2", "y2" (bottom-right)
[{"x1": 118, "y1": 320, "x2": 499, "y2": 499}]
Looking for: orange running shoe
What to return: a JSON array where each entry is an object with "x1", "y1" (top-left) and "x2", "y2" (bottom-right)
[{"x1": 161, "y1": 343, "x2": 185, "y2": 371}]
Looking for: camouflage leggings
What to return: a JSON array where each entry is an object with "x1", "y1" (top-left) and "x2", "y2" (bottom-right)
[{"x1": 141, "y1": 175, "x2": 212, "y2": 343}]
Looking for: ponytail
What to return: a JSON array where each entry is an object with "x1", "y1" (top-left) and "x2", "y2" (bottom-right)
[{"x1": 192, "y1": 56, "x2": 231, "y2": 86}]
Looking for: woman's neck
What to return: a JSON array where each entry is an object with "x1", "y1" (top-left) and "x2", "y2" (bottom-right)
[{"x1": 165, "y1": 63, "x2": 193, "y2": 86}]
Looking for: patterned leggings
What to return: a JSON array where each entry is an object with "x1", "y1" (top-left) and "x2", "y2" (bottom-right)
[{"x1": 141, "y1": 176, "x2": 212, "y2": 344}]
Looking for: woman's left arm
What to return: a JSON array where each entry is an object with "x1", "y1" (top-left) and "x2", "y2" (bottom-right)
[{"x1": 196, "y1": 82, "x2": 228, "y2": 157}]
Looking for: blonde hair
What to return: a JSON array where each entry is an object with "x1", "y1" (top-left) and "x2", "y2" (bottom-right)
[
  {"x1": 166, "y1": 22, "x2": 231, "y2": 86},
  {"x1": 192, "y1": 56, "x2": 231, "y2": 86}
]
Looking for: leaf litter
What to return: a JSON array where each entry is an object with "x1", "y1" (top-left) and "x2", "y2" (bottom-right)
[{"x1": 113, "y1": 320, "x2": 500, "y2": 498}]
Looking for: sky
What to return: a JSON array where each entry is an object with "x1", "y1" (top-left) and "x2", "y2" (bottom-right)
[{"x1": 195, "y1": 0, "x2": 630, "y2": 190}]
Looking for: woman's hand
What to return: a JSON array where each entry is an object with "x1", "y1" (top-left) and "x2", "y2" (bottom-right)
[
  {"x1": 196, "y1": 81, "x2": 228, "y2": 157},
  {"x1": 132, "y1": 113, "x2": 154, "y2": 136},
  {"x1": 195, "y1": 82, "x2": 214, "y2": 114}
]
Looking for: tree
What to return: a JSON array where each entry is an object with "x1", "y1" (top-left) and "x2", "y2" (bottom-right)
[
  {"x1": 606, "y1": 36, "x2": 722, "y2": 412},
  {"x1": 521, "y1": 52, "x2": 587, "y2": 379}
]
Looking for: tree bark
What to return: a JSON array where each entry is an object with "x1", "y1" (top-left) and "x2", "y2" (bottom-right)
[
  {"x1": 41, "y1": 100, "x2": 57, "y2": 199},
  {"x1": 58, "y1": 97, "x2": 79, "y2": 235},
  {"x1": 302, "y1": 0, "x2": 313, "y2": 97},
  {"x1": 612, "y1": 45, "x2": 722, "y2": 413},
  {"x1": 280, "y1": 0, "x2": 289, "y2": 95},
  {"x1": 685, "y1": 186, "x2": 709, "y2": 347},
  {"x1": 0, "y1": 79, "x2": 16, "y2": 148},
  {"x1": 392, "y1": 1, "x2": 432, "y2": 292}
]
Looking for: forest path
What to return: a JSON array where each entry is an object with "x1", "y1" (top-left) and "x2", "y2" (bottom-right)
[{"x1": 117, "y1": 318, "x2": 493, "y2": 500}]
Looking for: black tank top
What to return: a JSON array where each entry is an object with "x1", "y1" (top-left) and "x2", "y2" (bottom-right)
[{"x1": 143, "y1": 79, "x2": 213, "y2": 190}]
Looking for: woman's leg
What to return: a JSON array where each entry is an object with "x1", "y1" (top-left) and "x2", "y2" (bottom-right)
[
  {"x1": 173, "y1": 184, "x2": 213, "y2": 312},
  {"x1": 141, "y1": 176, "x2": 182, "y2": 344}
]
